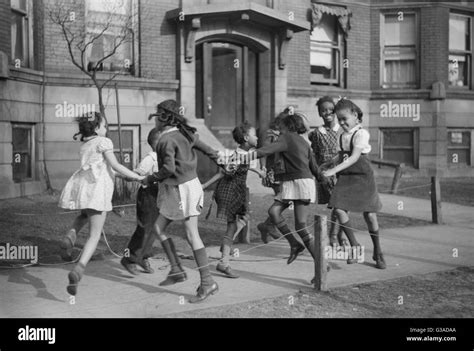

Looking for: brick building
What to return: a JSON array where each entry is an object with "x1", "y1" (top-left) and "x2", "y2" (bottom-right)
[{"x1": 0, "y1": 0, "x2": 473, "y2": 199}]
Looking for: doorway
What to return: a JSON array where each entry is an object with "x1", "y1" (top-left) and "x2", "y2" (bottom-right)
[{"x1": 196, "y1": 41, "x2": 258, "y2": 149}]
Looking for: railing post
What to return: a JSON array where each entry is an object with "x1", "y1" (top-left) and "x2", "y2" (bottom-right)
[
  {"x1": 313, "y1": 215, "x2": 328, "y2": 291},
  {"x1": 391, "y1": 164, "x2": 404, "y2": 194},
  {"x1": 431, "y1": 176, "x2": 442, "y2": 224}
]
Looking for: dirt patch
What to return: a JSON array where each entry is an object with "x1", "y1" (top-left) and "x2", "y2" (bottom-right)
[{"x1": 165, "y1": 266, "x2": 474, "y2": 318}]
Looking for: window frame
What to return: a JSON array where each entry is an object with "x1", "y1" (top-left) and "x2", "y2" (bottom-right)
[
  {"x1": 379, "y1": 127, "x2": 419, "y2": 168},
  {"x1": 10, "y1": 0, "x2": 34, "y2": 69},
  {"x1": 447, "y1": 128, "x2": 473, "y2": 167},
  {"x1": 84, "y1": 0, "x2": 138, "y2": 75},
  {"x1": 380, "y1": 10, "x2": 420, "y2": 89},
  {"x1": 310, "y1": 13, "x2": 345, "y2": 87},
  {"x1": 107, "y1": 125, "x2": 140, "y2": 170},
  {"x1": 11, "y1": 123, "x2": 35, "y2": 183},
  {"x1": 449, "y1": 12, "x2": 473, "y2": 89}
]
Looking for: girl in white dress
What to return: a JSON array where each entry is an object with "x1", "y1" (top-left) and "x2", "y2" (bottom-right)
[{"x1": 59, "y1": 112, "x2": 144, "y2": 296}]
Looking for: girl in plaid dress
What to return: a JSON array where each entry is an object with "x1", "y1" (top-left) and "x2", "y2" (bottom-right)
[
  {"x1": 309, "y1": 96, "x2": 347, "y2": 247},
  {"x1": 203, "y1": 122, "x2": 264, "y2": 278}
]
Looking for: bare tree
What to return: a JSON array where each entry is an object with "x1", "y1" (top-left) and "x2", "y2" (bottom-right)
[
  {"x1": 47, "y1": 0, "x2": 136, "y2": 118},
  {"x1": 47, "y1": 0, "x2": 139, "y2": 202}
]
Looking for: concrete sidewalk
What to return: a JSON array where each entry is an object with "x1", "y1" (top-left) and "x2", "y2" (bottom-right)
[
  {"x1": 378, "y1": 194, "x2": 474, "y2": 229},
  {"x1": 1, "y1": 178, "x2": 472, "y2": 318},
  {"x1": 1, "y1": 221, "x2": 472, "y2": 317}
]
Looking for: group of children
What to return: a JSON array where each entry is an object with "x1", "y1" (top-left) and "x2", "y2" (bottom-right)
[{"x1": 58, "y1": 96, "x2": 386, "y2": 303}]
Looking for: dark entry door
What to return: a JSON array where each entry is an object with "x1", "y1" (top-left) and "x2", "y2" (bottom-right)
[{"x1": 196, "y1": 42, "x2": 258, "y2": 149}]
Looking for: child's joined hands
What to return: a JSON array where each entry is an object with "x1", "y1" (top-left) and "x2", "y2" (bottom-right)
[{"x1": 322, "y1": 169, "x2": 336, "y2": 178}]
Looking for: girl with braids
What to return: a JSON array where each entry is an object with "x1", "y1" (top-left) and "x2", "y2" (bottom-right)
[
  {"x1": 322, "y1": 98, "x2": 386, "y2": 269},
  {"x1": 239, "y1": 111, "x2": 326, "y2": 282},
  {"x1": 144, "y1": 99, "x2": 220, "y2": 303},
  {"x1": 59, "y1": 112, "x2": 145, "y2": 296}
]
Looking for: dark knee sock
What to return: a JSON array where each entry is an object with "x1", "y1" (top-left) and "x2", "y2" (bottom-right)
[
  {"x1": 193, "y1": 248, "x2": 214, "y2": 286},
  {"x1": 161, "y1": 238, "x2": 181, "y2": 271},
  {"x1": 275, "y1": 220, "x2": 300, "y2": 247},
  {"x1": 369, "y1": 230, "x2": 382, "y2": 255},
  {"x1": 297, "y1": 228, "x2": 315, "y2": 259},
  {"x1": 264, "y1": 216, "x2": 273, "y2": 227},
  {"x1": 329, "y1": 212, "x2": 338, "y2": 236},
  {"x1": 340, "y1": 220, "x2": 359, "y2": 247}
]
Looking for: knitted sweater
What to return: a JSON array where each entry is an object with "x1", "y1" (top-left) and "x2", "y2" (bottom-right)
[
  {"x1": 250, "y1": 132, "x2": 320, "y2": 182},
  {"x1": 147, "y1": 129, "x2": 219, "y2": 186}
]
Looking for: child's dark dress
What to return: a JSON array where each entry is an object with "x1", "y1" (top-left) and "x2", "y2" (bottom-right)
[
  {"x1": 214, "y1": 162, "x2": 250, "y2": 223},
  {"x1": 328, "y1": 129, "x2": 382, "y2": 212}
]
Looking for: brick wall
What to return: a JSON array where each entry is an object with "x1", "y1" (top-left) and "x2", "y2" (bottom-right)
[
  {"x1": 43, "y1": 0, "x2": 85, "y2": 73},
  {"x1": 285, "y1": 0, "x2": 312, "y2": 89},
  {"x1": 140, "y1": 0, "x2": 177, "y2": 80},
  {"x1": 33, "y1": 0, "x2": 44, "y2": 71},
  {"x1": 0, "y1": 0, "x2": 11, "y2": 58},
  {"x1": 346, "y1": 4, "x2": 371, "y2": 90},
  {"x1": 420, "y1": 5, "x2": 449, "y2": 89},
  {"x1": 370, "y1": 6, "x2": 381, "y2": 89}
]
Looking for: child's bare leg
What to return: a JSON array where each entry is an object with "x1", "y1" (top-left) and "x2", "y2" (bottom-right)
[
  {"x1": 363, "y1": 212, "x2": 386, "y2": 269},
  {"x1": 215, "y1": 221, "x2": 239, "y2": 278},
  {"x1": 78, "y1": 210, "x2": 107, "y2": 266},
  {"x1": 67, "y1": 209, "x2": 106, "y2": 296},
  {"x1": 60, "y1": 211, "x2": 88, "y2": 260},
  {"x1": 153, "y1": 215, "x2": 171, "y2": 243},
  {"x1": 183, "y1": 216, "x2": 218, "y2": 302},
  {"x1": 334, "y1": 208, "x2": 360, "y2": 264}
]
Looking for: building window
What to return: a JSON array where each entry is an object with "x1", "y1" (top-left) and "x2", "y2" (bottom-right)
[
  {"x1": 310, "y1": 14, "x2": 345, "y2": 86},
  {"x1": 107, "y1": 125, "x2": 139, "y2": 170},
  {"x1": 449, "y1": 13, "x2": 471, "y2": 88},
  {"x1": 380, "y1": 12, "x2": 418, "y2": 88},
  {"x1": 85, "y1": 0, "x2": 136, "y2": 74},
  {"x1": 11, "y1": 0, "x2": 33, "y2": 68},
  {"x1": 12, "y1": 123, "x2": 35, "y2": 182},
  {"x1": 380, "y1": 128, "x2": 418, "y2": 168},
  {"x1": 447, "y1": 129, "x2": 472, "y2": 166}
]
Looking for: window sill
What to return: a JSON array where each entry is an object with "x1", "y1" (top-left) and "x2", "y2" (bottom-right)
[
  {"x1": 9, "y1": 66, "x2": 45, "y2": 84},
  {"x1": 446, "y1": 88, "x2": 474, "y2": 99}
]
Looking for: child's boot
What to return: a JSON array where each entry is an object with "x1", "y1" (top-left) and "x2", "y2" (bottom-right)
[
  {"x1": 67, "y1": 262, "x2": 85, "y2": 296},
  {"x1": 189, "y1": 248, "x2": 219, "y2": 303},
  {"x1": 159, "y1": 238, "x2": 187, "y2": 286},
  {"x1": 275, "y1": 220, "x2": 304, "y2": 264}
]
